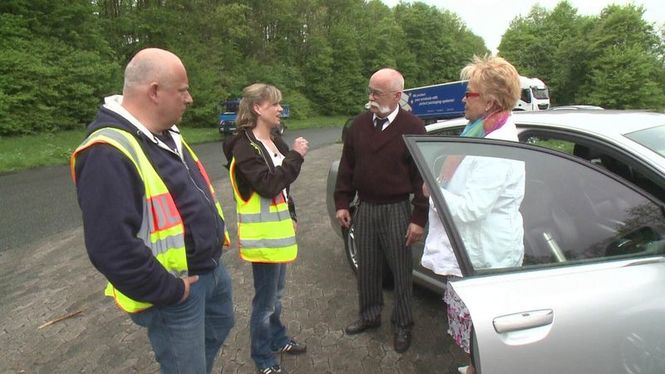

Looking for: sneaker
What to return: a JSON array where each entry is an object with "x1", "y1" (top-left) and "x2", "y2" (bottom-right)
[
  {"x1": 273, "y1": 339, "x2": 307, "y2": 354},
  {"x1": 258, "y1": 365, "x2": 287, "y2": 374}
]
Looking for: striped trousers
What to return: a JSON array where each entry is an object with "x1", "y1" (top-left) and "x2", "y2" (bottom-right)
[{"x1": 355, "y1": 200, "x2": 414, "y2": 328}]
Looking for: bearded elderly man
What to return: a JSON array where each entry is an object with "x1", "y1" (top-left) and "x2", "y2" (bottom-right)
[
  {"x1": 71, "y1": 48, "x2": 234, "y2": 373},
  {"x1": 334, "y1": 68, "x2": 427, "y2": 353}
]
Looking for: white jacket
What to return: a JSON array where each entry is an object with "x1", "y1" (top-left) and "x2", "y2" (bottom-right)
[{"x1": 421, "y1": 116, "x2": 525, "y2": 276}]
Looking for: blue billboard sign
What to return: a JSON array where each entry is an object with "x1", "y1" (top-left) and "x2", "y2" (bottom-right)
[{"x1": 400, "y1": 81, "x2": 468, "y2": 120}]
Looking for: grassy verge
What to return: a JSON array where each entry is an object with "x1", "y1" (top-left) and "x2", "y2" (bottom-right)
[{"x1": 0, "y1": 115, "x2": 348, "y2": 173}]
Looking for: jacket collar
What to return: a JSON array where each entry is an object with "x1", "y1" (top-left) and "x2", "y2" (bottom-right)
[{"x1": 103, "y1": 95, "x2": 183, "y2": 158}]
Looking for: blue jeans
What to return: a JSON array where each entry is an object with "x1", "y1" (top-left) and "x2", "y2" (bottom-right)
[
  {"x1": 129, "y1": 264, "x2": 235, "y2": 374},
  {"x1": 250, "y1": 263, "x2": 289, "y2": 369}
]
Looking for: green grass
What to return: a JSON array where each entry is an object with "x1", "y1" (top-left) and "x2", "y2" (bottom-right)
[{"x1": 0, "y1": 115, "x2": 349, "y2": 173}]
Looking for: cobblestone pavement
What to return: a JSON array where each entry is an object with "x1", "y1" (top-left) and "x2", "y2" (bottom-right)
[{"x1": 0, "y1": 144, "x2": 466, "y2": 373}]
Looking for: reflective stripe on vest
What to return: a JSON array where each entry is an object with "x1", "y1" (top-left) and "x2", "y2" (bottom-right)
[
  {"x1": 70, "y1": 127, "x2": 228, "y2": 313},
  {"x1": 229, "y1": 158, "x2": 297, "y2": 263},
  {"x1": 182, "y1": 141, "x2": 231, "y2": 247}
]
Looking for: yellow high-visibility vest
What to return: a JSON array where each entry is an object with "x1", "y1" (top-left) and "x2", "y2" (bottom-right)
[
  {"x1": 229, "y1": 158, "x2": 297, "y2": 263},
  {"x1": 70, "y1": 127, "x2": 230, "y2": 313}
]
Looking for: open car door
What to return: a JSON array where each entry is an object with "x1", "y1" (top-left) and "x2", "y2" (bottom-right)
[{"x1": 405, "y1": 135, "x2": 665, "y2": 374}]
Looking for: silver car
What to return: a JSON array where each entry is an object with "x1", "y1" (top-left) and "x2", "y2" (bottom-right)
[{"x1": 326, "y1": 110, "x2": 665, "y2": 373}]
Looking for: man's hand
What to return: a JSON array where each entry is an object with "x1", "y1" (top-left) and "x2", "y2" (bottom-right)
[
  {"x1": 336, "y1": 209, "x2": 351, "y2": 229},
  {"x1": 405, "y1": 223, "x2": 424, "y2": 246},
  {"x1": 178, "y1": 275, "x2": 199, "y2": 303}
]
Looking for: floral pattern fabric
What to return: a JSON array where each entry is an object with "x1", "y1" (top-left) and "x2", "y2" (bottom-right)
[{"x1": 444, "y1": 277, "x2": 472, "y2": 354}]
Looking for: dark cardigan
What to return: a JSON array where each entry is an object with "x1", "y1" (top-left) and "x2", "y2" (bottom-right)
[{"x1": 334, "y1": 108, "x2": 428, "y2": 227}]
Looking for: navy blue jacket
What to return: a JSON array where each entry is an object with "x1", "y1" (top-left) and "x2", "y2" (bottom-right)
[{"x1": 74, "y1": 106, "x2": 226, "y2": 307}]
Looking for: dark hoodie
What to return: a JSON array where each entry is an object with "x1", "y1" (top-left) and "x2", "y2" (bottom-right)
[
  {"x1": 222, "y1": 128, "x2": 303, "y2": 220},
  {"x1": 74, "y1": 106, "x2": 226, "y2": 307}
]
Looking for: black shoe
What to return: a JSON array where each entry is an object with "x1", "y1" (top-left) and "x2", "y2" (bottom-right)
[
  {"x1": 258, "y1": 365, "x2": 287, "y2": 374},
  {"x1": 394, "y1": 328, "x2": 411, "y2": 353},
  {"x1": 345, "y1": 319, "x2": 381, "y2": 335},
  {"x1": 273, "y1": 339, "x2": 307, "y2": 354}
]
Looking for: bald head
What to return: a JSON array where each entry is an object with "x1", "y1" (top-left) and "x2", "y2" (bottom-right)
[
  {"x1": 120, "y1": 48, "x2": 193, "y2": 133},
  {"x1": 367, "y1": 68, "x2": 404, "y2": 116},
  {"x1": 370, "y1": 68, "x2": 404, "y2": 92},
  {"x1": 123, "y1": 48, "x2": 184, "y2": 93}
]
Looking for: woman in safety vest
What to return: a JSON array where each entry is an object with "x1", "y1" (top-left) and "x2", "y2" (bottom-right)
[{"x1": 223, "y1": 83, "x2": 309, "y2": 374}]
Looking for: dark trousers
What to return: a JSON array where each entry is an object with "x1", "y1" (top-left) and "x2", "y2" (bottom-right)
[{"x1": 355, "y1": 200, "x2": 414, "y2": 328}]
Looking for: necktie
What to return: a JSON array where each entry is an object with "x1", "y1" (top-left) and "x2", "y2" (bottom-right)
[{"x1": 374, "y1": 117, "x2": 388, "y2": 131}]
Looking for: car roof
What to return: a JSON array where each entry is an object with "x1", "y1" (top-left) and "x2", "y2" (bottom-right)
[
  {"x1": 426, "y1": 110, "x2": 665, "y2": 174},
  {"x1": 427, "y1": 110, "x2": 665, "y2": 138}
]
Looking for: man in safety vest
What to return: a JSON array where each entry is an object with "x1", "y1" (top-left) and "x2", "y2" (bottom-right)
[{"x1": 71, "y1": 48, "x2": 234, "y2": 374}]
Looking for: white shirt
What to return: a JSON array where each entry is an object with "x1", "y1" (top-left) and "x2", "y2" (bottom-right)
[
  {"x1": 257, "y1": 138, "x2": 288, "y2": 200},
  {"x1": 421, "y1": 116, "x2": 525, "y2": 276},
  {"x1": 372, "y1": 105, "x2": 399, "y2": 131}
]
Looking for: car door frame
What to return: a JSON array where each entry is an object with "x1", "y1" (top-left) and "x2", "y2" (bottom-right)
[{"x1": 403, "y1": 134, "x2": 665, "y2": 374}]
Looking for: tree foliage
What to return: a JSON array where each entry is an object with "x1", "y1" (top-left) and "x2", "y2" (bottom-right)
[
  {"x1": 1, "y1": 0, "x2": 488, "y2": 136},
  {"x1": 2, "y1": 0, "x2": 663, "y2": 137},
  {"x1": 0, "y1": 0, "x2": 117, "y2": 136},
  {"x1": 500, "y1": 1, "x2": 665, "y2": 109}
]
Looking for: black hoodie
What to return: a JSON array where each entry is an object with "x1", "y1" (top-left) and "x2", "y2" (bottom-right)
[
  {"x1": 222, "y1": 128, "x2": 303, "y2": 220},
  {"x1": 74, "y1": 105, "x2": 226, "y2": 307}
]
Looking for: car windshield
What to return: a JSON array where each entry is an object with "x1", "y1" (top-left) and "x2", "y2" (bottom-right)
[
  {"x1": 532, "y1": 87, "x2": 549, "y2": 100},
  {"x1": 625, "y1": 125, "x2": 665, "y2": 158}
]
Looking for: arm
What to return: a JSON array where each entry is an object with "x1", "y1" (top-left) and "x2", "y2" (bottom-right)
[
  {"x1": 233, "y1": 138, "x2": 304, "y2": 199},
  {"x1": 406, "y1": 122, "x2": 428, "y2": 245},
  {"x1": 408, "y1": 121, "x2": 428, "y2": 227},
  {"x1": 75, "y1": 145, "x2": 184, "y2": 306}
]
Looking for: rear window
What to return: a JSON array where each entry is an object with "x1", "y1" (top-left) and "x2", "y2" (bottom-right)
[{"x1": 625, "y1": 125, "x2": 665, "y2": 158}]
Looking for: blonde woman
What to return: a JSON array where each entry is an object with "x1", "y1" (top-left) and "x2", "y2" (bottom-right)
[
  {"x1": 421, "y1": 56, "x2": 525, "y2": 374},
  {"x1": 223, "y1": 83, "x2": 309, "y2": 374}
]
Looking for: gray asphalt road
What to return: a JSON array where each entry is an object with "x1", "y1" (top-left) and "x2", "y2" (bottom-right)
[
  {"x1": 0, "y1": 127, "x2": 343, "y2": 253},
  {"x1": 0, "y1": 140, "x2": 465, "y2": 373}
]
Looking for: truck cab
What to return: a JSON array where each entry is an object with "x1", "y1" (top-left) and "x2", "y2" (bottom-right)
[{"x1": 515, "y1": 76, "x2": 550, "y2": 111}]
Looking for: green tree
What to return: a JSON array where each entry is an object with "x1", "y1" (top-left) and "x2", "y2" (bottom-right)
[
  {"x1": 499, "y1": 1, "x2": 665, "y2": 109},
  {"x1": 0, "y1": 1, "x2": 118, "y2": 136},
  {"x1": 579, "y1": 5, "x2": 665, "y2": 109}
]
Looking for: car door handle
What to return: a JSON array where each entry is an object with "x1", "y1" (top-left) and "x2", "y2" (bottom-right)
[{"x1": 493, "y1": 309, "x2": 554, "y2": 333}]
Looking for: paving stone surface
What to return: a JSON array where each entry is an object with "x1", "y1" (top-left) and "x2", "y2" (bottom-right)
[{"x1": 0, "y1": 144, "x2": 466, "y2": 373}]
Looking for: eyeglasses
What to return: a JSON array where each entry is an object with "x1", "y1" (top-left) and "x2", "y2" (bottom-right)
[
  {"x1": 464, "y1": 91, "x2": 481, "y2": 99},
  {"x1": 367, "y1": 87, "x2": 398, "y2": 97}
]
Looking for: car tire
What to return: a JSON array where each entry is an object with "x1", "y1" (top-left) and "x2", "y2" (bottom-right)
[{"x1": 342, "y1": 221, "x2": 394, "y2": 289}]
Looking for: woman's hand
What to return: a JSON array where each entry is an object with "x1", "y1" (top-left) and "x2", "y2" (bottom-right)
[{"x1": 292, "y1": 137, "x2": 309, "y2": 157}]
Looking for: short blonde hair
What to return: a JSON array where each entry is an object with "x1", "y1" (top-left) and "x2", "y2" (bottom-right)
[
  {"x1": 460, "y1": 55, "x2": 520, "y2": 111},
  {"x1": 237, "y1": 83, "x2": 282, "y2": 129}
]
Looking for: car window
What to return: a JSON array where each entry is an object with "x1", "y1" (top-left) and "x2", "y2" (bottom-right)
[
  {"x1": 407, "y1": 137, "x2": 665, "y2": 275},
  {"x1": 521, "y1": 131, "x2": 665, "y2": 201},
  {"x1": 427, "y1": 125, "x2": 464, "y2": 136},
  {"x1": 625, "y1": 124, "x2": 665, "y2": 158}
]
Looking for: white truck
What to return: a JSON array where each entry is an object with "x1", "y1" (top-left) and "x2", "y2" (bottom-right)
[{"x1": 515, "y1": 76, "x2": 550, "y2": 111}]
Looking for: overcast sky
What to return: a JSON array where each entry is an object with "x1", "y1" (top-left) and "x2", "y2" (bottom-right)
[{"x1": 380, "y1": 0, "x2": 665, "y2": 53}]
